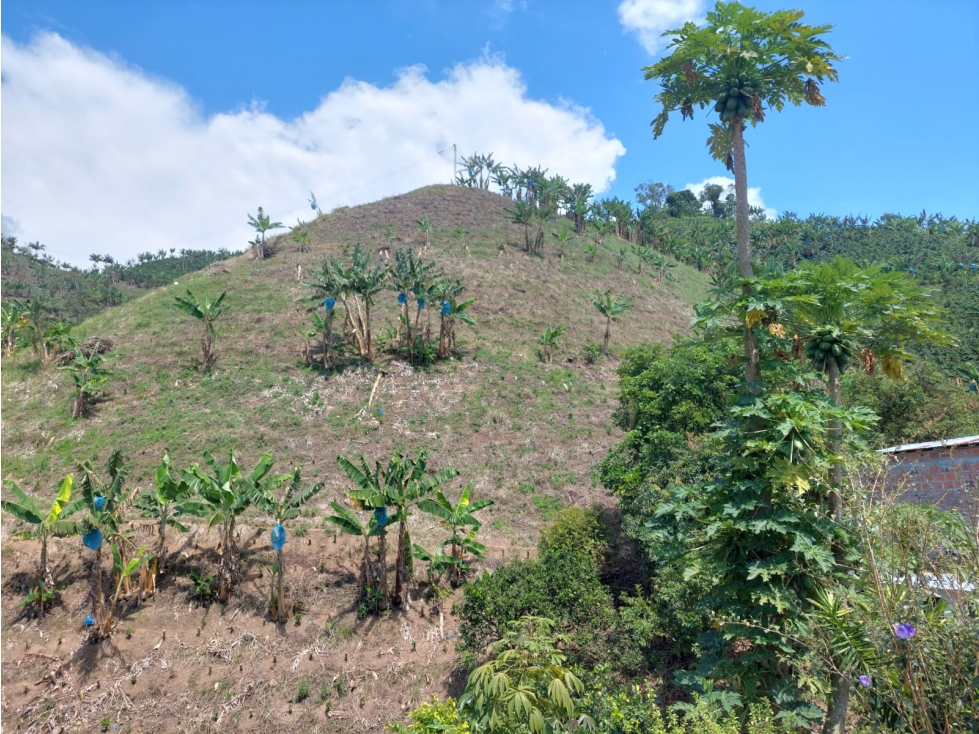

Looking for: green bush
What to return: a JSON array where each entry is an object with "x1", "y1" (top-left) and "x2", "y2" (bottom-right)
[
  {"x1": 457, "y1": 508, "x2": 667, "y2": 675},
  {"x1": 841, "y1": 359, "x2": 979, "y2": 447}
]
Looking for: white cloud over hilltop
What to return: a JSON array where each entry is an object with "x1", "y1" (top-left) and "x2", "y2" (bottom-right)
[
  {"x1": 0, "y1": 34, "x2": 625, "y2": 266},
  {"x1": 683, "y1": 176, "x2": 776, "y2": 219},
  {"x1": 618, "y1": 0, "x2": 705, "y2": 55}
]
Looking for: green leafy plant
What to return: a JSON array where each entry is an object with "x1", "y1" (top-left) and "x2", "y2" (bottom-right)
[
  {"x1": 60, "y1": 341, "x2": 114, "y2": 418},
  {"x1": 325, "y1": 501, "x2": 383, "y2": 605},
  {"x1": 252, "y1": 467, "x2": 325, "y2": 621},
  {"x1": 180, "y1": 450, "x2": 274, "y2": 601},
  {"x1": 415, "y1": 214, "x2": 432, "y2": 250},
  {"x1": 418, "y1": 483, "x2": 492, "y2": 587},
  {"x1": 188, "y1": 571, "x2": 216, "y2": 603},
  {"x1": 132, "y1": 453, "x2": 204, "y2": 596},
  {"x1": 247, "y1": 206, "x2": 284, "y2": 260},
  {"x1": 538, "y1": 325, "x2": 566, "y2": 363},
  {"x1": 590, "y1": 290, "x2": 633, "y2": 353},
  {"x1": 459, "y1": 616, "x2": 593, "y2": 734},
  {"x1": 1, "y1": 475, "x2": 80, "y2": 611},
  {"x1": 173, "y1": 290, "x2": 227, "y2": 370}
]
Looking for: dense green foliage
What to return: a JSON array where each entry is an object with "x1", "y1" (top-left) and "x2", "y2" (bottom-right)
[
  {"x1": 842, "y1": 361, "x2": 979, "y2": 447},
  {"x1": 458, "y1": 508, "x2": 666, "y2": 676}
]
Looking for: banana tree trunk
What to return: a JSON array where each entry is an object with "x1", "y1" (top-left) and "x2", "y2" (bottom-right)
[
  {"x1": 395, "y1": 521, "x2": 412, "y2": 606},
  {"x1": 39, "y1": 533, "x2": 54, "y2": 591},
  {"x1": 276, "y1": 548, "x2": 286, "y2": 621},
  {"x1": 377, "y1": 533, "x2": 389, "y2": 606},
  {"x1": 90, "y1": 546, "x2": 106, "y2": 640},
  {"x1": 365, "y1": 300, "x2": 373, "y2": 361},
  {"x1": 218, "y1": 518, "x2": 237, "y2": 602},
  {"x1": 731, "y1": 118, "x2": 760, "y2": 387},
  {"x1": 604, "y1": 318, "x2": 611, "y2": 353}
]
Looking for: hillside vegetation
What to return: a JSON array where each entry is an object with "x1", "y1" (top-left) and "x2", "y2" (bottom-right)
[{"x1": 2, "y1": 184, "x2": 705, "y2": 535}]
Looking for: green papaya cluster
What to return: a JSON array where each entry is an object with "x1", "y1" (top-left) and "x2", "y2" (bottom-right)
[
  {"x1": 804, "y1": 326, "x2": 854, "y2": 373},
  {"x1": 713, "y1": 72, "x2": 760, "y2": 122}
]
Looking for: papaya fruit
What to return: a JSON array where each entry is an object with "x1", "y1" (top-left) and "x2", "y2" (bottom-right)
[
  {"x1": 726, "y1": 97, "x2": 738, "y2": 110},
  {"x1": 832, "y1": 344, "x2": 842, "y2": 356}
]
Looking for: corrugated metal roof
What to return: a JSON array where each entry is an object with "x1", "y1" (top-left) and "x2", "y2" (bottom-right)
[{"x1": 879, "y1": 435, "x2": 979, "y2": 455}]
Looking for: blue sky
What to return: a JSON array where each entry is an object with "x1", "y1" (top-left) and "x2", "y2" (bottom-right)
[{"x1": 2, "y1": 0, "x2": 977, "y2": 265}]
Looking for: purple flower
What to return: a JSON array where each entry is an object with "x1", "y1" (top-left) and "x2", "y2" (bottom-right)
[
  {"x1": 858, "y1": 675, "x2": 872, "y2": 688},
  {"x1": 894, "y1": 622, "x2": 916, "y2": 640}
]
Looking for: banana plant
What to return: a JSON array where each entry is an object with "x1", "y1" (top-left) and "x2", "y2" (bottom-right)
[
  {"x1": 324, "y1": 501, "x2": 382, "y2": 602},
  {"x1": 181, "y1": 451, "x2": 274, "y2": 602},
  {"x1": 0, "y1": 475, "x2": 81, "y2": 611},
  {"x1": 538, "y1": 325, "x2": 567, "y2": 363},
  {"x1": 431, "y1": 280, "x2": 476, "y2": 357},
  {"x1": 103, "y1": 545, "x2": 149, "y2": 638},
  {"x1": 335, "y1": 455, "x2": 391, "y2": 606},
  {"x1": 174, "y1": 290, "x2": 227, "y2": 370},
  {"x1": 418, "y1": 483, "x2": 493, "y2": 586},
  {"x1": 59, "y1": 341, "x2": 114, "y2": 419},
  {"x1": 76, "y1": 450, "x2": 137, "y2": 639},
  {"x1": 1, "y1": 299, "x2": 30, "y2": 355},
  {"x1": 132, "y1": 454, "x2": 206, "y2": 596},
  {"x1": 590, "y1": 290, "x2": 633, "y2": 354},
  {"x1": 252, "y1": 468, "x2": 325, "y2": 621},
  {"x1": 246, "y1": 206, "x2": 283, "y2": 260},
  {"x1": 415, "y1": 214, "x2": 433, "y2": 250}
]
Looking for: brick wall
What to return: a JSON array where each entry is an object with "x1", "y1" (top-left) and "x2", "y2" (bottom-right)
[{"x1": 882, "y1": 442, "x2": 979, "y2": 516}]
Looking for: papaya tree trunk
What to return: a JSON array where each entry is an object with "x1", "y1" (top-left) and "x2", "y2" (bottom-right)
[
  {"x1": 827, "y1": 360, "x2": 844, "y2": 519},
  {"x1": 821, "y1": 672, "x2": 850, "y2": 734},
  {"x1": 731, "y1": 118, "x2": 760, "y2": 387}
]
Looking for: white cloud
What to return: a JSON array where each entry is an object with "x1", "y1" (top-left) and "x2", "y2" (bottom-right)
[
  {"x1": 617, "y1": 0, "x2": 705, "y2": 55},
  {"x1": 683, "y1": 176, "x2": 776, "y2": 219},
  {"x1": 0, "y1": 34, "x2": 625, "y2": 267}
]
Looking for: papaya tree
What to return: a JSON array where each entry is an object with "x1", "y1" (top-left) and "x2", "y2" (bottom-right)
[
  {"x1": 174, "y1": 290, "x2": 227, "y2": 370},
  {"x1": 0, "y1": 475, "x2": 81, "y2": 611},
  {"x1": 252, "y1": 468, "x2": 325, "y2": 621},
  {"x1": 643, "y1": 0, "x2": 842, "y2": 385},
  {"x1": 459, "y1": 616, "x2": 592, "y2": 734},
  {"x1": 590, "y1": 290, "x2": 633, "y2": 353},
  {"x1": 181, "y1": 451, "x2": 274, "y2": 602},
  {"x1": 418, "y1": 483, "x2": 493, "y2": 587}
]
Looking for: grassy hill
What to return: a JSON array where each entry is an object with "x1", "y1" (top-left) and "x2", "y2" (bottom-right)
[
  {"x1": 2, "y1": 185, "x2": 705, "y2": 524},
  {"x1": 0, "y1": 184, "x2": 708, "y2": 732}
]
